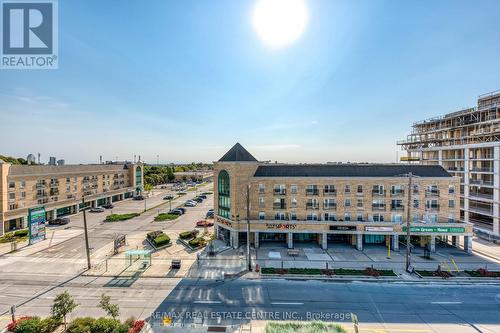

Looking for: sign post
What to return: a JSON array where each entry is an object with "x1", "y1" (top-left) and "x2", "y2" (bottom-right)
[{"x1": 28, "y1": 206, "x2": 46, "y2": 245}]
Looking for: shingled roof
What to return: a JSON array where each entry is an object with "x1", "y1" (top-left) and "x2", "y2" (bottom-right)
[
  {"x1": 218, "y1": 143, "x2": 258, "y2": 162},
  {"x1": 253, "y1": 164, "x2": 451, "y2": 178}
]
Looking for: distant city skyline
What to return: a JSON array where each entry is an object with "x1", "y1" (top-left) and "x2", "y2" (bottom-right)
[{"x1": 1, "y1": 0, "x2": 499, "y2": 164}]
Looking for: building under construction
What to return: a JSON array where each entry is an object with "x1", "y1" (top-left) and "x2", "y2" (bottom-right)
[{"x1": 398, "y1": 91, "x2": 500, "y2": 241}]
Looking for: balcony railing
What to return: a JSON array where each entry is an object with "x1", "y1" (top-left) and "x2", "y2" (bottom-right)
[
  {"x1": 391, "y1": 205, "x2": 404, "y2": 211},
  {"x1": 469, "y1": 179, "x2": 494, "y2": 186},
  {"x1": 273, "y1": 203, "x2": 287, "y2": 210},
  {"x1": 371, "y1": 190, "x2": 386, "y2": 196},
  {"x1": 425, "y1": 190, "x2": 440, "y2": 197},
  {"x1": 306, "y1": 189, "x2": 319, "y2": 196},
  {"x1": 36, "y1": 183, "x2": 46, "y2": 189},
  {"x1": 425, "y1": 204, "x2": 440, "y2": 211},
  {"x1": 306, "y1": 203, "x2": 320, "y2": 210},
  {"x1": 323, "y1": 189, "x2": 337, "y2": 196},
  {"x1": 323, "y1": 204, "x2": 337, "y2": 210},
  {"x1": 390, "y1": 190, "x2": 405, "y2": 196},
  {"x1": 273, "y1": 189, "x2": 286, "y2": 195}
]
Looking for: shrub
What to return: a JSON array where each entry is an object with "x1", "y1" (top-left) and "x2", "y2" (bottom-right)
[
  {"x1": 14, "y1": 229, "x2": 29, "y2": 237},
  {"x1": 188, "y1": 237, "x2": 206, "y2": 248},
  {"x1": 105, "y1": 213, "x2": 140, "y2": 222},
  {"x1": 152, "y1": 234, "x2": 170, "y2": 247},
  {"x1": 146, "y1": 231, "x2": 163, "y2": 241},
  {"x1": 179, "y1": 230, "x2": 199, "y2": 240},
  {"x1": 14, "y1": 317, "x2": 41, "y2": 333},
  {"x1": 128, "y1": 320, "x2": 145, "y2": 333},
  {"x1": 91, "y1": 317, "x2": 127, "y2": 333},
  {"x1": 154, "y1": 213, "x2": 178, "y2": 222},
  {"x1": 8, "y1": 316, "x2": 31, "y2": 332},
  {"x1": 67, "y1": 317, "x2": 95, "y2": 333},
  {"x1": 39, "y1": 317, "x2": 62, "y2": 333}
]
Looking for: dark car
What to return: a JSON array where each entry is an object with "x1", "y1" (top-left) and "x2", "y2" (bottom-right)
[
  {"x1": 177, "y1": 207, "x2": 186, "y2": 214},
  {"x1": 48, "y1": 217, "x2": 70, "y2": 225},
  {"x1": 193, "y1": 197, "x2": 203, "y2": 203},
  {"x1": 169, "y1": 209, "x2": 183, "y2": 215},
  {"x1": 133, "y1": 195, "x2": 145, "y2": 200},
  {"x1": 102, "y1": 203, "x2": 114, "y2": 209},
  {"x1": 163, "y1": 195, "x2": 174, "y2": 200},
  {"x1": 206, "y1": 211, "x2": 214, "y2": 218},
  {"x1": 89, "y1": 207, "x2": 105, "y2": 213}
]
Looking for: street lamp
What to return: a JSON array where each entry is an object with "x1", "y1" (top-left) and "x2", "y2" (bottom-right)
[
  {"x1": 397, "y1": 172, "x2": 419, "y2": 273},
  {"x1": 246, "y1": 184, "x2": 251, "y2": 271},
  {"x1": 81, "y1": 197, "x2": 91, "y2": 270}
]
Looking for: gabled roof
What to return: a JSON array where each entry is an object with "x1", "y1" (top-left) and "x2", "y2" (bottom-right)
[
  {"x1": 218, "y1": 143, "x2": 258, "y2": 162},
  {"x1": 253, "y1": 164, "x2": 451, "y2": 178}
]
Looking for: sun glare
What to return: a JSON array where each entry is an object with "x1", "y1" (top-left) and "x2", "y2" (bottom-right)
[{"x1": 252, "y1": 0, "x2": 309, "y2": 48}]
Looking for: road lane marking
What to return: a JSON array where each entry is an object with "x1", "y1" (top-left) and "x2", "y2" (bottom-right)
[
  {"x1": 431, "y1": 301, "x2": 462, "y2": 304},
  {"x1": 193, "y1": 300, "x2": 221, "y2": 304},
  {"x1": 271, "y1": 302, "x2": 304, "y2": 305}
]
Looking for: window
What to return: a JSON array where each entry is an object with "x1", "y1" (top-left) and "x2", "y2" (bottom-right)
[
  {"x1": 9, "y1": 192, "x2": 15, "y2": 200},
  {"x1": 344, "y1": 199, "x2": 351, "y2": 207},
  {"x1": 8, "y1": 181, "x2": 15, "y2": 189},
  {"x1": 306, "y1": 213, "x2": 318, "y2": 221},
  {"x1": 391, "y1": 199, "x2": 404, "y2": 210},
  {"x1": 344, "y1": 213, "x2": 351, "y2": 221},
  {"x1": 306, "y1": 185, "x2": 318, "y2": 195},
  {"x1": 259, "y1": 197, "x2": 265, "y2": 208},
  {"x1": 217, "y1": 170, "x2": 231, "y2": 218},
  {"x1": 274, "y1": 198, "x2": 286, "y2": 209},
  {"x1": 356, "y1": 213, "x2": 363, "y2": 221},
  {"x1": 448, "y1": 185, "x2": 455, "y2": 194},
  {"x1": 290, "y1": 185, "x2": 297, "y2": 194},
  {"x1": 259, "y1": 183, "x2": 265, "y2": 193},
  {"x1": 372, "y1": 185, "x2": 384, "y2": 195},
  {"x1": 289, "y1": 213, "x2": 297, "y2": 220},
  {"x1": 356, "y1": 198, "x2": 363, "y2": 208},
  {"x1": 426, "y1": 199, "x2": 439, "y2": 209},
  {"x1": 259, "y1": 212, "x2": 265, "y2": 220},
  {"x1": 448, "y1": 200, "x2": 455, "y2": 208},
  {"x1": 306, "y1": 198, "x2": 319, "y2": 209},
  {"x1": 324, "y1": 185, "x2": 336, "y2": 195},
  {"x1": 291, "y1": 197, "x2": 298, "y2": 208},
  {"x1": 373, "y1": 214, "x2": 384, "y2": 222},
  {"x1": 274, "y1": 184, "x2": 286, "y2": 195},
  {"x1": 324, "y1": 213, "x2": 336, "y2": 221},
  {"x1": 20, "y1": 181, "x2": 25, "y2": 189},
  {"x1": 391, "y1": 185, "x2": 404, "y2": 196},
  {"x1": 345, "y1": 185, "x2": 351, "y2": 193},
  {"x1": 66, "y1": 177, "x2": 70, "y2": 183},
  {"x1": 448, "y1": 214, "x2": 455, "y2": 223},
  {"x1": 392, "y1": 214, "x2": 403, "y2": 223},
  {"x1": 275, "y1": 212, "x2": 286, "y2": 220},
  {"x1": 412, "y1": 213, "x2": 420, "y2": 222},
  {"x1": 426, "y1": 214, "x2": 438, "y2": 223},
  {"x1": 357, "y1": 185, "x2": 363, "y2": 194},
  {"x1": 412, "y1": 184, "x2": 419, "y2": 194},
  {"x1": 324, "y1": 198, "x2": 336, "y2": 210},
  {"x1": 372, "y1": 199, "x2": 385, "y2": 210},
  {"x1": 21, "y1": 192, "x2": 26, "y2": 199},
  {"x1": 413, "y1": 199, "x2": 419, "y2": 208}
]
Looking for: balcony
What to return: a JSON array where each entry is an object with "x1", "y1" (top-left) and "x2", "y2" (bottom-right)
[
  {"x1": 50, "y1": 181, "x2": 59, "y2": 188},
  {"x1": 36, "y1": 192, "x2": 47, "y2": 199},
  {"x1": 323, "y1": 189, "x2": 337, "y2": 196},
  {"x1": 36, "y1": 183, "x2": 46, "y2": 189},
  {"x1": 273, "y1": 203, "x2": 287, "y2": 210},
  {"x1": 470, "y1": 167, "x2": 493, "y2": 173},
  {"x1": 425, "y1": 190, "x2": 440, "y2": 197},
  {"x1": 372, "y1": 204, "x2": 386, "y2": 211},
  {"x1": 469, "y1": 179, "x2": 494, "y2": 186},
  {"x1": 390, "y1": 190, "x2": 405, "y2": 197},
  {"x1": 391, "y1": 205, "x2": 404, "y2": 211},
  {"x1": 306, "y1": 189, "x2": 319, "y2": 196},
  {"x1": 273, "y1": 189, "x2": 286, "y2": 195},
  {"x1": 425, "y1": 204, "x2": 440, "y2": 211},
  {"x1": 323, "y1": 204, "x2": 337, "y2": 210},
  {"x1": 306, "y1": 203, "x2": 320, "y2": 210}
]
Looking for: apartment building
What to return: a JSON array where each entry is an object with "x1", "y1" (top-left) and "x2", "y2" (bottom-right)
[
  {"x1": 0, "y1": 161, "x2": 143, "y2": 235},
  {"x1": 398, "y1": 90, "x2": 500, "y2": 241},
  {"x1": 214, "y1": 143, "x2": 472, "y2": 253}
]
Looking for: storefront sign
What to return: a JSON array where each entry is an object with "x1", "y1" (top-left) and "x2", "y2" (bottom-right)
[
  {"x1": 265, "y1": 223, "x2": 297, "y2": 230},
  {"x1": 402, "y1": 226, "x2": 465, "y2": 233},
  {"x1": 28, "y1": 206, "x2": 46, "y2": 245},
  {"x1": 365, "y1": 226, "x2": 394, "y2": 232},
  {"x1": 216, "y1": 217, "x2": 232, "y2": 228},
  {"x1": 330, "y1": 225, "x2": 357, "y2": 231}
]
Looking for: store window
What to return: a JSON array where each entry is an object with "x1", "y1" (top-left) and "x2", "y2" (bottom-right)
[{"x1": 218, "y1": 170, "x2": 231, "y2": 218}]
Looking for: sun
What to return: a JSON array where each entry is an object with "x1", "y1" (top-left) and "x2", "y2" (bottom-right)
[{"x1": 252, "y1": 0, "x2": 309, "y2": 48}]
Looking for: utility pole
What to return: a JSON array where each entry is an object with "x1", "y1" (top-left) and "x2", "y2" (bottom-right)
[
  {"x1": 246, "y1": 184, "x2": 251, "y2": 271},
  {"x1": 82, "y1": 197, "x2": 91, "y2": 270},
  {"x1": 405, "y1": 172, "x2": 413, "y2": 272}
]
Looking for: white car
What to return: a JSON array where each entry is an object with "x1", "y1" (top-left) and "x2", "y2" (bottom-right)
[{"x1": 184, "y1": 201, "x2": 197, "y2": 207}]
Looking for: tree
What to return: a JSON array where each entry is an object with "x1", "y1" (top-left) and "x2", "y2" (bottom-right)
[
  {"x1": 99, "y1": 293, "x2": 120, "y2": 319},
  {"x1": 144, "y1": 183, "x2": 153, "y2": 192},
  {"x1": 51, "y1": 291, "x2": 78, "y2": 328}
]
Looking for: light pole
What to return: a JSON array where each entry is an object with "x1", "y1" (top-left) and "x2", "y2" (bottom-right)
[
  {"x1": 246, "y1": 184, "x2": 251, "y2": 271},
  {"x1": 81, "y1": 197, "x2": 91, "y2": 270},
  {"x1": 403, "y1": 172, "x2": 417, "y2": 273}
]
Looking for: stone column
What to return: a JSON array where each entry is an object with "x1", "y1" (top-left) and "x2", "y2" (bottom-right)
[
  {"x1": 93, "y1": 200, "x2": 98, "y2": 208},
  {"x1": 392, "y1": 234, "x2": 399, "y2": 251},
  {"x1": 20, "y1": 216, "x2": 27, "y2": 229},
  {"x1": 438, "y1": 150, "x2": 443, "y2": 166},
  {"x1": 230, "y1": 230, "x2": 239, "y2": 249},
  {"x1": 74, "y1": 204, "x2": 79, "y2": 214},
  {"x1": 287, "y1": 232, "x2": 293, "y2": 249},
  {"x1": 321, "y1": 232, "x2": 327, "y2": 250},
  {"x1": 464, "y1": 235, "x2": 472, "y2": 254},
  {"x1": 451, "y1": 235, "x2": 458, "y2": 247},
  {"x1": 254, "y1": 232, "x2": 259, "y2": 249},
  {"x1": 51, "y1": 209, "x2": 57, "y2": 220},
  {"x1": 430, "y1": 236, "x2": 436, "y2": 253},
  {"x1": 356, "y1": 234, "x2": 363, "y2": 251}
]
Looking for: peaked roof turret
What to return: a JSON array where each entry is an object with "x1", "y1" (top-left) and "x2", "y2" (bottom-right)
[{"x1": 218, "y1": 143, "x2": 258, "y2": 162}]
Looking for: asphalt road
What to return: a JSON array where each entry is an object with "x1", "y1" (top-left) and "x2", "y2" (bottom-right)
[{"x1": 150, "y1": 279, "x2": 500, "y2": 332}]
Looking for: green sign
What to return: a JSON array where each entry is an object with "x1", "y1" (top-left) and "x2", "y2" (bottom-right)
[
  {"x1": 28, "y1": 206, "x2": 46, "y2": 245},
  {"x1": 402, "y1": 226, "x2": 465, "y2": 233}
]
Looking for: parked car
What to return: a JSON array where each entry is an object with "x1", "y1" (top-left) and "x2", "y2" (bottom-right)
[
  {"x1": 89, "y1": 207, "x2": 105, "y2": 213},
  {"x1": 177, "y1": 207, "x2": 186, "y2": 214},
  {"x1": 163, "y1": 195, "x2": 174, "y2": 200},
  {"x1": 169, "y1": 209, "x2": 183, "y2": 215},
  {"x1": 206, "y1": 211, "x2": 214, "y2": 218},
  {"x1": 198, "y1": 195, "x2": 207, "y2": 199},
  {"x1": 196, "y1": 220, "x2": 214, "y2": 227},
  {"x1": 193, "y1": 197, "x2": 203, "y2": 203},
  {"x1": 133, "y1": 195, "x2": 145, "y2": 200},
  {"x1": 102, "y1": 203, "x2": 114, "y2": 209},
  {"x1": 48, "y1": 217, "x2": 70, "y2": 225},
  {"x1": 185, "y1": 201, "x2": 197, "y2": 207},
  {"x1": 208, "y1": 208, "x2": 214, "y2": 212}
]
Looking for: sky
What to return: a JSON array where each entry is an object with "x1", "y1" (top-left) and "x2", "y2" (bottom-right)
[{"x1": 1, "y1": 0, "x2": 500, "y2": 165}]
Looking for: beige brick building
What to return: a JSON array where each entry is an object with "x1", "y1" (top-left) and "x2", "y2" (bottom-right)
[
  {"x1": 214, "y1": 143, "x2": 473, "y2": 253},
  {"x1": 0, "y1": 161, "x2": 143, "y2": 235}
]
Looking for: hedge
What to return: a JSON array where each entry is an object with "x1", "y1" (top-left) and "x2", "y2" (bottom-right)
[
  {"x1": 265, "y1": 321, "x2": 347, "y2": 333},
  {"x1": 188, "y1": 237, "x2": 206, "y2": 248},
  {"x1": 105, "y1": 213, "x2": 140, "y2": 222},
  {"x1": 179, "y1": 230, "x2": 199, "y2": 240},
  {"x1": 10, "y1": 316, "x2": 61, "y2": 333},
  {"x1": 67, "y1": 317, "x2": 129, "y2": 333},
  {"x1": 146, "y1": 230, "x2": 163, "y2": 241},
  {"x1": 152, "y1": 234, "x2": 170, "y2": 247},
  {"x1": 154, "y1": 213, "x2": 178, "y2": 222},
  {"x1": 14, "y1": 229, "x2": 29, "y2": 237}
]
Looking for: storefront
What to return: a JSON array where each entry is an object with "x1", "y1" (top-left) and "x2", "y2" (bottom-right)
[
  {"x1": 217, "y1": 225, "x2": 231, "y2": 243},
  {"x1": 259, "y1": 232, "x2": 286, "y2": 243},
  {"x1": 293, "y1": 233, "x2": 318, "y2": 243}
]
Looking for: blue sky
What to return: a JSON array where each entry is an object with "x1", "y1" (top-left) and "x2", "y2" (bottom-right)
[{"x1": 1, "y1": 0, "x2": 500, "y2": 164}]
